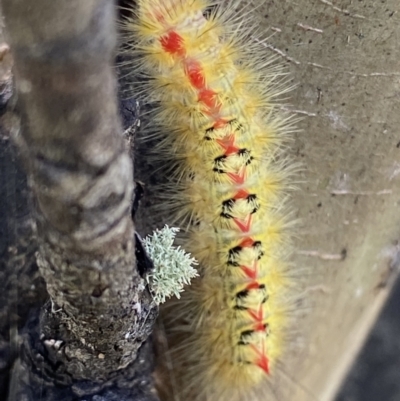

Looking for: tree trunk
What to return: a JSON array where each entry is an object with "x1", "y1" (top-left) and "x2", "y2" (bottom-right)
[
  {"x1": 0, "y1": 1, "x2": 399, "y2": 401},
  {"x1": 0, "y1": 0, "x2": 157, "y2": 399}
]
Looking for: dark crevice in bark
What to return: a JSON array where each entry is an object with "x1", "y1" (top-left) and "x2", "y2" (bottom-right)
[
  {"x1": 0, "y1": 0, "x2": 159, "y2": 399},
  {"x1": 8, "y1": 308, "x2": 158, "y2": 401},
  {"x1": 0, "y1": 115, "x2": 48, "y2": 399}
]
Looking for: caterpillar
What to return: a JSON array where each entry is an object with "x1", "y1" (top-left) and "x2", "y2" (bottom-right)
[{"x1": 124, "y1": 1, "x2": 297, "y2": 400}]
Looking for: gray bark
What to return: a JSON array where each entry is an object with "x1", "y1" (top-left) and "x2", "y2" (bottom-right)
[
  {"x1": 0, "y1": 0, "x2": 157, "y2": 399},
  {"x1": 0, "y1": 1, "x2": 399, "y2": 401}
]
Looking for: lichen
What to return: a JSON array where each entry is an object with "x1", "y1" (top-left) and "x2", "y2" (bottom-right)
[{"x1": 143, "y1": 226, "x2": 198, "y2": 304}]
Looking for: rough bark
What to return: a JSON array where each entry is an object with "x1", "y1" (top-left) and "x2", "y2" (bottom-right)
[
  {"x1": 0, "y1": 1, "x2": 399, "y2": 401},
  {"x1": 0, "y1": 0, "x2": 157, "y2": 399},
  {"x1": 0, "y1": 111, "x2": 48, "y2": 399}
]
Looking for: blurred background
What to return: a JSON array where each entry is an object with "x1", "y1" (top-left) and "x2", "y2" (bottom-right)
[{"x1": 337, "y1": 277, "x2": 400, "y2": 401}]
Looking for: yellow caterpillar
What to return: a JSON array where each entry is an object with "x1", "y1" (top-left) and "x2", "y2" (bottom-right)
[{"x1": 124, "y1": 1, "x2": 296, "y2": 400}]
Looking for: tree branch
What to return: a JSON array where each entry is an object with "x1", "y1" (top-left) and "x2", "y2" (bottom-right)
[{"x1": 1, "y1": 0, "x2": 157, "y2": 398}]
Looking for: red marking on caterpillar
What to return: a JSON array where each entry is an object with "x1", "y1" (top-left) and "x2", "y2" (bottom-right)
[
  {"x1": 241, "y1": 264, "x2": 258, "y2": 280},
  {"x1": 233, "y1": 215, "x2": 253, "y2": 233},
  {"x1": 126, "y1": 0, "x2": 296, "y2": 400},
  {"x1": 240, "y1": 237, "x2": 255, "y2": 247},
  {"x1": 253, "y1": 344, "x2": 270, "y2": 374},
  {"x1": 217, "y1": 135, "x2": 239, "y2": 156},
  {"x1": 185, "y1": 59, "x2": 205, "y2": 89},
  {"x1": 227, "y1": 169, "x2": 246, "y2": 184},
  {"x1": 160, "y1": 31, "x2": 185, "y2": 55}
]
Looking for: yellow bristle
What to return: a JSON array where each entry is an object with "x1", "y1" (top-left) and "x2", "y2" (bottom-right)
[{"x1": 123, "y1": 0, "x2": 298, "y2": 400}]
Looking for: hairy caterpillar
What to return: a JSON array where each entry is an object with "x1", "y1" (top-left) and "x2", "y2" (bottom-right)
[{"x1": 124, "y1": 1, "x2": 297, "y2": 400}]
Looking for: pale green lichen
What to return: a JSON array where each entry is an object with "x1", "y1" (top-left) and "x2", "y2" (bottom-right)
[{"x1": 143, "y1": 225, "x2": 198, "y2": 304}]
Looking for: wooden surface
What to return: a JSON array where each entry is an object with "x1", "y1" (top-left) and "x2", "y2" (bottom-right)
[
  {"x1": 250, "y1": 1, "x2": 400, "y2": 400},
  {"x1": 0, "y1": 0, "x2": 399, "y2": 400},
  {"x1": 130, "y1": 1, "x2": 400, "y2": 400}
]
